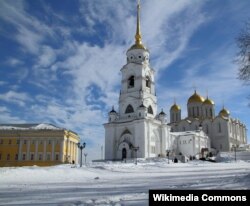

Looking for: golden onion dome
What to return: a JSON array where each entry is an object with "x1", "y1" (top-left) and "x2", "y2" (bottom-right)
[
  {"x1": 128, "y1": 43, "x2": 147, "y2": 51},
  {"x1": 170, "y1": 103, "x2": 181, "y2": 112},
  {"x1": 187, "y1": 91, "x2": 205, "y2": 104},
  {"x1": 203, "y1": 97, "x2": 214, "y2": 105},
  {"x1": 219, "y1": 107, "x2": 230, "y2": 117}
]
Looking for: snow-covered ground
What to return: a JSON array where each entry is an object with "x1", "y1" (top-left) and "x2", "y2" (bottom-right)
[{"x1": 0, "y1": 158, "x2": 250, "y2": 206}]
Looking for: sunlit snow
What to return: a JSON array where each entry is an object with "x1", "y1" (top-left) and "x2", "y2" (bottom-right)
[{"x1": 0, "y1": 157, "x2": 250, "y2": 206}]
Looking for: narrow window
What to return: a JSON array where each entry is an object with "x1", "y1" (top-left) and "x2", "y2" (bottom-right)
[
  {"x1": 146, "y1": 76, "x2": 151, "y2": 88},
  {"x1": 148, "y1": 106, "x2": 153, "y2": 114},
  {"x1": 39, "y1": 154, "x2": 42, "y2": 161},
  {"x1": 31, "y1": 154, "x2": 34, "y2": 160},
  {"x1": 7, "y1": 154, "x2": 10, "y2": 160},
  {"x1": 0, "y1": 154, "x2": 2, "y2": 160},
  {"x1": 206, "y1": 125, "x2": 209, "y2": 134},
  {"x1": 128, "y1": 76, "x2": 135, "y2": 88},
  {"x1": 218, "y1": 122, "x2": 222, "y2": 133},
  {"x1": 9, "y1": 140, "x2": 12, "y2": 144},
  {"x1": 15, "y1": 154, "x2": 18, "y2": 160},
  {"x1": 22, "y1": 154, "x2": 26, "y2": 160},
  {"x1": 197, "y1": 107, "x2": 199, "y2": 116},
  {"x1": 55, "y1": 154, "x2": 59, "y2": 161},
  {"x1": 210, "y1": 108, "x2": 213, "y2": 117}
]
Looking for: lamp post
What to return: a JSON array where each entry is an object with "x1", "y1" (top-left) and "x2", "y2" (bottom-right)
[
  {"x1": 77, "y1": 142, "x2": 86, "y2": 167},
  {"x1": 84, "y1": 153, "x2": 88, "y2": 165},
  {"x1": 132, "y1": 146, "x2": 139, "y2": 165},
  {"x1": 232, "y1": 145, "x2": 236, "y2": 162},
  {"x1": 166, "y1": 150, "x2": 170, "y2": 164}
]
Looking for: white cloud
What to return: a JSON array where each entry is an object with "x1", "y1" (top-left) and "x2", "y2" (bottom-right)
[
  {"x1": 2, "y1": 0, "x2": 248, "y2": 159},
  {"x1": 0, "y1": 91, "x2": 30, "y2": 107},
  {"x1": 6, "y1": 58, "x2": 23, "y2": 66},
  {"x1": 0, "y1": 106, "x2": 24, "y2": 123}
]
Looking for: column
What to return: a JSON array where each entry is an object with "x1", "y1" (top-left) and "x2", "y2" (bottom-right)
[
  {"x1": 35, "y1": 140, "x2": 38, "y2": 161},
  {"x1": 43, "y1": 140, "x2": 47, "y2": 161},
  {"x1": 60, "y1": 140, "x2": 64, "y2": 162},
  {"x1": 52, "y1": 140, "x2": 55, "y2": 161},
  {"x1": 18, "y1": 140, "x2": 23, "y2": 161},
  {"x1": 27, "y1": 140, "x2": 31, "y2": 160}
]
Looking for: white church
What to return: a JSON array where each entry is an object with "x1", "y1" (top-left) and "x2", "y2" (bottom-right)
[{"x1": 104, "y1": 2, "x2": 247, "y2": 160}]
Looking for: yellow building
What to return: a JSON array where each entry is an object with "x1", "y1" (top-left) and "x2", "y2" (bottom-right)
[{"x1": 0, "y1": 123, "x2": 80, "y2": 167}]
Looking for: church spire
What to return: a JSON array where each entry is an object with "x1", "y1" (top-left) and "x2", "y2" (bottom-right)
[
  {"x1": 135, "y1": 0, "x2": 142, "y2": 46},
  {"x1": 128, "y1": 0, "x2": 146, "y2": 51}
]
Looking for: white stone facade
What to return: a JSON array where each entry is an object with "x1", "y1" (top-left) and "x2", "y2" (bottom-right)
[
  {"x1": 104, "y1": 2, "x2": 213, "y2": 160},
  {"x1": 169, "y1": 91, "x2": 248, "y2": 152}
]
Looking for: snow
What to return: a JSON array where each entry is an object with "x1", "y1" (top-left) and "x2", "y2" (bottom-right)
[
  {"x1": 0, "y1": 123, "x2": 61, "y2": 130},
  {"x1": 31, "y1": 123, "x2": 60, "y2": 130},
  {"x1": 0, "y1": 159, "x2": 250, "y2": 206}
]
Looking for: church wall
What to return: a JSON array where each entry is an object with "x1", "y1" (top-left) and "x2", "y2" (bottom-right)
[{"x1": 211, "y1": 118, "x2": 230, "y2": 151}]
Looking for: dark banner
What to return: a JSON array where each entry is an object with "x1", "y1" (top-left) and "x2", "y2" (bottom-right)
[{"x1": 149, "y1": 190, "x2": 249, "y2": 206}]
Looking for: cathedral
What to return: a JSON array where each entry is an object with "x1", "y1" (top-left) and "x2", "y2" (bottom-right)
[
  {"x1": 169, "y1": 91, "x2": 247, "y2": 152},
  {"x1": 104, "y1": 2, "x2": 247, "y2": 160}
]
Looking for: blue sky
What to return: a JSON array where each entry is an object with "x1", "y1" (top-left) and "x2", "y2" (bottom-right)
[{"x1": 0, "y1": 0, "x2": 249, "y2": 160}]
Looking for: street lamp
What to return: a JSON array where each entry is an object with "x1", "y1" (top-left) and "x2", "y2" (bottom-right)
[
  {"x1": 131, "y1": 146, "x2": 139, "y2": 165},
  {"x1": 84, "y1": 153, "x2": 88, "y2": 165},
  {"x1": 77, "y1": 142, "x2": 86, "y2": 167},
  {"x1": 166, "y1": 150, "x2": 170, "y2": 164},
  {"x1": 232, "y1": 145, "x2": 237, "y2": 162}
]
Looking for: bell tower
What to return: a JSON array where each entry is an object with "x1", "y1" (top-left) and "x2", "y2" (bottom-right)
[
  {"x1": 104, "y1": 1, "x2": 169, "y2": 160},
  {"x1": 119, "y1": 1, "x2": 157, "y2": 120}
]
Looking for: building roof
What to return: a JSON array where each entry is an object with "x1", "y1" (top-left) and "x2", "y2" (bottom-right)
[
  {"x1": 170, "y1": 103, "x2": 181, "y2": 112},
  {"x1": 219, "y1": 107, "x2": 230, "y2": 117},
  {"x1": 0, "y1": 123, "x2": 62, "y2": 131},
  {"x1": 203, "y1": 97, "x2": 214, "y2": 105},
  {"x1": 187, "y1": 90, "x2": 205, "y2": 104}
]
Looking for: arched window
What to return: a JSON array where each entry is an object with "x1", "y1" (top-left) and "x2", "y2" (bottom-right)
[
  {"x1": 125, "y1": 105, "x2": 134, "y2": 113},
  {"x1": 128, "y1": 76, "x2": 135, "y2": 88},
  {"x1": 210, "y1": 108, "x2": 213, "y2": 117},
  {"x1": 146, "y1": 76, "x2": 151, "y2": 88},
  {"x1": 148, "y1": 106, "x2": 153, "y2": 114}
]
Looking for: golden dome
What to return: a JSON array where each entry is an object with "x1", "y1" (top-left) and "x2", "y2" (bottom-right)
[
  {"x1": 203, "y1": 97, "x2": 214, "y2": 105},
  {"x1": 128, "y1": 43, "x2": 147, "y2": 51},
  {"x1": 219, "y1": 107, "x2": 230, "y2": 117},
  {"x1": 188, "y1": 91, "x2": 205, "y2": 104},
  {"x1": 170, "y1": 103, "x2": 181, "y2": 112}
]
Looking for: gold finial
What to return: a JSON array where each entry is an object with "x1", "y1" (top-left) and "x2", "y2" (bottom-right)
[{"x1": 135, "y1": 0, "x2": 142, "y2": 46}]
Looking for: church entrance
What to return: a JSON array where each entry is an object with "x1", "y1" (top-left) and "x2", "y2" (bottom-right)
[{"x1": 122, "y1": 148, "x2": 127, "y2": 160}]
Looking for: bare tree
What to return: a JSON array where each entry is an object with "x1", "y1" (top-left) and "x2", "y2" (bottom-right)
[{"x1": 236, "y1": 20, "x2": 250, "y2": 84}]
